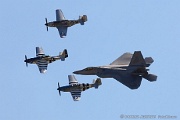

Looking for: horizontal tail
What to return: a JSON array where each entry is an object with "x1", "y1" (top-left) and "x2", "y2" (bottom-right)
[
  {"x1": 59, "y1": 49, "x2": 68, "y2": 61},
  {"x1": 145, "y1": 57, "x2": 154, "y2": 67},
  {"x1": 93, "y1": 78, "x2": 102, "y2": 89},
  {"x1": 143, "y1": 74, "x2": 157, "y2": 82},
  {"x1": 79, "y1": 15, "x2": 87, "y2": 25}
]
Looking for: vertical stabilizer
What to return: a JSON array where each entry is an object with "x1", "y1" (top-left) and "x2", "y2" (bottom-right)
[
  {"x1": 129, "y1": 51, "x2": 146, "y2": 66},
  {"x1": 93, "y1": 78, "x2": 102, "y2": 89},
  {"x1": 56, "y1": 9, "x2": 65, "y2": 21},
  {"x1": 59, "y1": 49, "x2": 68, "y2": 61}
]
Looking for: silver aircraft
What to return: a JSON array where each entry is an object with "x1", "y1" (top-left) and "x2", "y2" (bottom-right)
[
  {"x1": 24, "y1": 47, "x2": 68, "y2": 73},
  {"x1": 57, "y1": 75, "x2": 102, "y2": 101},
  {"x1": 73, "y1": 51, "x2": 157, "y2": 89},
  {"x1": 45, "y1": 9, "x2": 87, "y2": 38}
]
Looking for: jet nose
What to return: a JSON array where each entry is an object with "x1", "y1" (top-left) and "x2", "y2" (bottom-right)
[{"x1": 73, "y1": 70, "x2": 80, "y2": 74}]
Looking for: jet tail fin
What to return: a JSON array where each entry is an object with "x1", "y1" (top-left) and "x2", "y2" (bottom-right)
[
  {"x1": 129, "y1": 51, "x2": 146, "y2": 66},
  {"x1": 93, "y1": 78, "x2": 102, "y2": 89},
  {"x1": 59, "y1": 49, "x2": 68, "y2": 61},
  {"x1": 79, "y1": 15, "x2": 87, "y2": 25}
]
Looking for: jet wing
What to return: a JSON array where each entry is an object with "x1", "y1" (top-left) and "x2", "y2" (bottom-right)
[
  {"x1": 37, "y1": 60, "x2": 48, "y2": 73},
  {"x1": 110, "y1": 53, "x2": 133, "y2": 65},
  {"x1": 57, "y1": 26, "x2": 68, "y2": 38},
  {"x1": 70, "y1": 91, "x2": 81, "y2": 101},
  {"x1": 113, "y1": 74, "x2": 142, "y2": 89}
]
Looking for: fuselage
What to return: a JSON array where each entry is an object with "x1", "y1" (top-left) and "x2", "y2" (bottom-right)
[
  {"x1": 24, "y1": 55, "x2": 60, "y2": 64},
  {"x1": 57, "y1": 83, "x2": 93, "y2": 92},
  {"x1": 45, "y1": 20, "x2": 79, "y2": 27}
]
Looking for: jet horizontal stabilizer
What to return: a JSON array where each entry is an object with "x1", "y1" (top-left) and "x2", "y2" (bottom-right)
[
  {"x1": 145, "y1": 57, "x2": 154, "y2": 67},
  {"x1": 143, "y1": 74, "x2": 157, "y2": 82}
]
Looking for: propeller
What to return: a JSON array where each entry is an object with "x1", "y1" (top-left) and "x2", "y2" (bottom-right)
[
  {"x1": 25, "y1": 55, "x2": 28, "y2": 67},
  {"x1": 45, "y1": 18, "x2": 48, "y2": 31},
  {"x1": 57, "y1": 82, "x2": 61, "y2": 96}
]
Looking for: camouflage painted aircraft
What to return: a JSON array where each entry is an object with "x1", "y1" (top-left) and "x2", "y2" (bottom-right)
[
  {"x1": 73, "y1": 51, "x2": 157, "y2": 89},
  {"x1": 45, "y1": 9, "x2": 87, "y2": 38},
  {"x1": 24, "y1": 47, "x2": 68, "y2": 73},
  {"x1": 57, "y1": 75, "x2": 102, "y2": 101}
]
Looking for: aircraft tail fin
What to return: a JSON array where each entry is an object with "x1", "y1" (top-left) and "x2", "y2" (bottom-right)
[
  {"x1": 36, "y1": 47, "x2": 45, "y2": 56},
  {"x1": 59, "y1": 49, "x2": 68, "y2": 61},
  {"x1": 56, "y1": 9, "x2": 65, "y2": 21},
  {"x1": 93, "y1": 78, "x2": 102, "y2": 89},
  {"x1": 79, "y1": 15, "x2": 87, "y2": 25},
  {"x1": 129, "y1": 51, "x2": 146, "y2": 66}
]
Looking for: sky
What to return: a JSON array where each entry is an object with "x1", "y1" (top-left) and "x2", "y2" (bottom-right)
[{"x1": 0, "y1": 0, "x2": 180, "y2": 120}]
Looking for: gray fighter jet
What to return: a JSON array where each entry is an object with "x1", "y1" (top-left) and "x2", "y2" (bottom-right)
[
  {"x1": 24, "y1": 47, "x2": 68, "y2": 73},
  {"x1": 73, "y1": 51, "x2": 157, "y2": 89},
  {"x1": 57, "y1": 75, "x2": 102, "y2": 101},
  {"x1": 45, "y1": 9, "x2": 87, "y2": 38}
]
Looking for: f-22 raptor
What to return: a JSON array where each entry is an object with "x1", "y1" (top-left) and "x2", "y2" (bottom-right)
[
  {"x1": 45, "y1": 9, "x2": 87, "y2": 38},
  {"x1": 73, "y1": 51, "x2": 157, "y2": 89},
  {"x1": 57, "y1": 75, "x2": 102, "y2": 101},
  {"x1": 24, "y1": 47, "x2": 68, "y2": 73}
]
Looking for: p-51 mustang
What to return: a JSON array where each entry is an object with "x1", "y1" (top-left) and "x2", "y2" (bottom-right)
[
  {"x1": 57, "y1": 75, "x2": 102, "y2": 101},
  {"x1": 45, "y1": 9, "x2": 87, "y2": 38},
  {"x1": 24, "y1": 47, "x2": 68, "y2": 73}
]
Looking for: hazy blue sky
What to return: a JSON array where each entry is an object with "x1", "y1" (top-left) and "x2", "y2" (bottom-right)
[{"x1": 0, "y1": 0, "x2": 179, "y2": 120}]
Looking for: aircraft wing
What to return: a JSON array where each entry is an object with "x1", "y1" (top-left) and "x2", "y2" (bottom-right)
[
  {"x1": 56, "y1": 9, "x2": 65, "y2": 21},
  {"x1": 37, "y1": 60, "x2": 48, "y2": 73},
  {"x1": 113, "y1": 74, "x2": 142, "y2": 89},
  {"x1": 68, "y1": 75, "x2": 78, "y2": 85},
  {"x1": 57, "y1": 26, "x2": 68, "y2": 38},
  {"x1": 70, "y1": 91, "x2": 81, "y2": 101},
  {"x1": 110, "y1": 52, "x2": 133, "y2": 65},
  {"x1": 36, "y1": 47, "x2": 45, "y2": 56},
  {"x1": 68, "y1": 75, "x2": 81, "y2": 101}
]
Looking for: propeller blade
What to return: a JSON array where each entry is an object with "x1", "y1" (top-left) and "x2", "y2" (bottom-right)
[
  {"x1": 58, "y1": 82, "x2": 60, "y2": 88},
  {"x1": 25, "y1": 55, "x2": 28, "y2": 67},
  {"x1": 25, "y1": 55, "x2": 27, "y2": 60},
  {"x1": 57, "y1": 82, "x2": 61, "y2": 96},
  {"x1": 45, "y1": 18, "x2": 48, "y2": 31}
]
